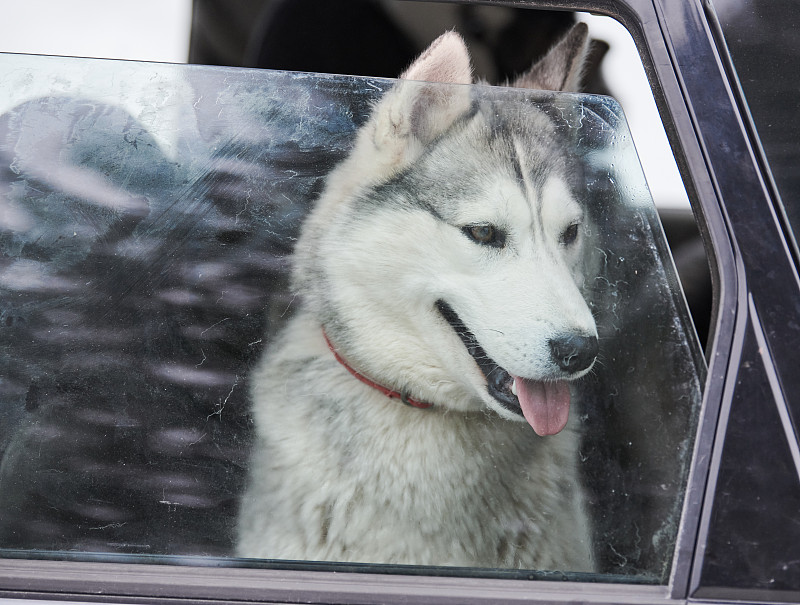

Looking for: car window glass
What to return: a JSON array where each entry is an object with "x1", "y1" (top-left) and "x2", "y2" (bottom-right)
[
  {"x1": 0, "y1": 50, "x2": 704, "y2": 584},
  {"x1": 189, "y1": 3, "x2": 713, "y2": 350}
]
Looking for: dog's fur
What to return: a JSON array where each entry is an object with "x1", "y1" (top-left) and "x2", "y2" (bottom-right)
[{"x1": 238, "y1": 24, "x2": 598, "y2": 570}]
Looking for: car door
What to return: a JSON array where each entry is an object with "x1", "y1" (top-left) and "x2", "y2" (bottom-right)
[{"x1": 0, "y1": 0, "x2": 797, "y2": 603}]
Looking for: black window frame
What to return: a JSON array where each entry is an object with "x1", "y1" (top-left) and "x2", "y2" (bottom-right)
[{"x1": 1, "y1": 0, "x2": 788, "y2": 602}]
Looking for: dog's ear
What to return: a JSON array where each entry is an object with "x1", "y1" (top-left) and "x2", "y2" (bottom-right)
[
  {"x1": 394, "y1": 31, "x2": 473, "y2": 144},
  {"x1": 364, "y1": 32, "x2": 473, "y2": 173},
  {"x1": 512, "y1": 22, "x2": 589, "y2": 92},
  {"x1": 400, "y1": 31, "x2": 473, "y2": 90},
  {"x1": 317, "y1": 33, "x2": 472, "y2": 205}
]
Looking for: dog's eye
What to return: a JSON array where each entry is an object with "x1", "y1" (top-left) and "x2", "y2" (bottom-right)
[
  {"x1": 463, "y1": 224, "x2": 506, "y2": 248},
  {"x1": 560, "y1": 222, "x2": 581, "y2": 246}
]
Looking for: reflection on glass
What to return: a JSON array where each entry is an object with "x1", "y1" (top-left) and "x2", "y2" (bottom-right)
[{"x1": 0, "y1": 47, "x2": 703, "y2": 584}]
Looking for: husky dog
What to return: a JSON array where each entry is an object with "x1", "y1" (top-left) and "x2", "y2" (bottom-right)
[{"x1": 238, "y1": 24, "x2": 598, "y2": 571}]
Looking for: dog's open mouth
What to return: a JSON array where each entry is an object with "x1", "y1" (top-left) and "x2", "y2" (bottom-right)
[{"x1": 436, "y1": 300, "x2": 571, "y2": 436}]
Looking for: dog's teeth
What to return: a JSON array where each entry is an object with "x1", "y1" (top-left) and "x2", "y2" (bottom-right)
[{"x1": 511, "y1": 380, "x2": 517, "y2": 396}]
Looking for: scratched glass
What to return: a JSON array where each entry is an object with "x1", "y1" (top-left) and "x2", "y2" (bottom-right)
[{"x1": 0, "y1": 52, "x2": 704, "y2": 583}]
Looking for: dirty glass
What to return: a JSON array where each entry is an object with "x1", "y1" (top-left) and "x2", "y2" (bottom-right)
[{"x1": 0, "y1": 52, "x2": 704, "y2": 584}]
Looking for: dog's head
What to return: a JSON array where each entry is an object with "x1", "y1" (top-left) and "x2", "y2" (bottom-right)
[{"x1": 294, "y1": 25, "x2": 597, "y2": 436}]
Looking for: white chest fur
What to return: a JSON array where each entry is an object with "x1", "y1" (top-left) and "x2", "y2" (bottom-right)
[{"x1": 237, "y1": 315, "x2": 594, "y2": 571}]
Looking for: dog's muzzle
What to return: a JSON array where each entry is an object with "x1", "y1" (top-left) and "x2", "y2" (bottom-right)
[{"x1": 435, "y1": 299, "x2": 597, "y2": 435}]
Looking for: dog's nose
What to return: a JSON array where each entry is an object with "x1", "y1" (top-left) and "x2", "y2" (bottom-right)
[{"x1": 549, "y1": 334, "x2": 598, "y2": 374}]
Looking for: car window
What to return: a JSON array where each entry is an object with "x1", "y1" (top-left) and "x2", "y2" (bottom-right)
[
  {"x1": 0, "y1": 43, "x2": 705, "y2": 587},
  {"x1": 188, "y1": 1, "x2": 714, "y2": 348}
]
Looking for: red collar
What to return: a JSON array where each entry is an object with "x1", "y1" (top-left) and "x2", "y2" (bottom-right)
[{"x1": 323, "y1": 331, "x2": 433, "y2": 409}]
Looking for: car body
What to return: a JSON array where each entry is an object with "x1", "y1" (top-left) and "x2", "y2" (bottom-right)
[{"x1": 0, "y1": 0, "x2": 798, "y2": 603}]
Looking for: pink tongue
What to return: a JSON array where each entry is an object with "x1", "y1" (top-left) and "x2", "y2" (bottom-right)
[{"x1": 513, "y1": 377, "x2": 571, "y2": 436}]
